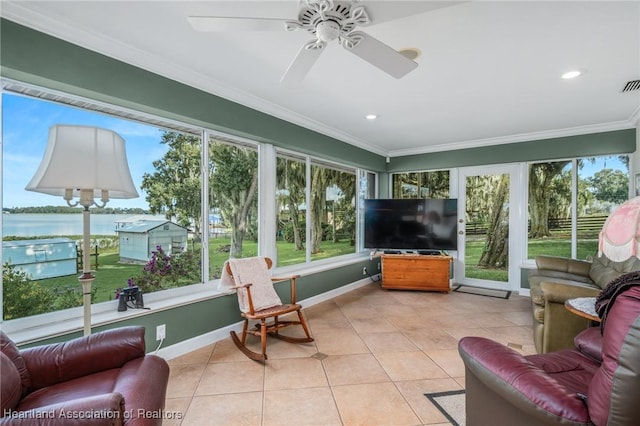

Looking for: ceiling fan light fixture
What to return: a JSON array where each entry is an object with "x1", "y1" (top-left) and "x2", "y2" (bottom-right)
[
  {"x1": 316, "y1": 20, "x2": 341, "y2": 42},
  {"x1": 365, "y1": 114, "x2": 378, "y2": 120}
]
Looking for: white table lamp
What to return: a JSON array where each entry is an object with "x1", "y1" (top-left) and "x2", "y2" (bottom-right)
[{"x1": 26, "y1": 125, "x2": 139, "y2": 335}]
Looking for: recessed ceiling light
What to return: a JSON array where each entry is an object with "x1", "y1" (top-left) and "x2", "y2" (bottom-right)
[
  {"x1": 365, "y1": 114, "x2": 378, "y2": 120},
  {"x1": 562, "y1": 70, "x2": 582, "y2": 79}
]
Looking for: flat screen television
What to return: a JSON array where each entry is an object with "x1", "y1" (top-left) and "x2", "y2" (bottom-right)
[{"x1": 364, "y1": 198, "x2": 458, "y2": 251}]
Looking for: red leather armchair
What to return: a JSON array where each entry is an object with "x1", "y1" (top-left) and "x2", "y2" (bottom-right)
[
  {"x1": 1, "y1": 326, "x2": 169, "y2": 425},
  {"x1": 458, "y1": 279, "x2": 640, "y2": 425}
]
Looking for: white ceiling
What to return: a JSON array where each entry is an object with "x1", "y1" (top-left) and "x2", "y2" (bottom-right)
[{"x1": 2, "y1": 1, "x2": 639, "y2": 157}]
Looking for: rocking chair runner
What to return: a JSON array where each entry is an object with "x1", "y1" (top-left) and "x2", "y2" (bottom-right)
[{"x1": 223, "y1": 257, "x2": 314, "y2": 361}]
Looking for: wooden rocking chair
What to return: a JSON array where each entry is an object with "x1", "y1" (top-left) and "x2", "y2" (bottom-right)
[{"x1": 224, "y1": 256, "x2": 314, "y2": 361}]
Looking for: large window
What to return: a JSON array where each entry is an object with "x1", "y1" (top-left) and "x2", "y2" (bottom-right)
[
  {"x1": 527, "y1": 155, "x2": 629, "y2": 260},
  {"x1": 207, "y1": 137, "x2": 259, "y2": 278},
  {"x1": 528, "y1": 161, "x2": 573, "y2": 258},
  {"x1": 1, "y1": 88, "x2": 370, "y2": 322},
  {"x1": 276, "y1": 153, "x2": 307, "y2": 267},
  {"x1": 309, "y1": 161, "x2": 357, "y2": 262},
  {"x1": 1, "y1": 93, "x2": 204, "y2": 320},
  {"x1": 275, "y1": 151, "x2": 359, "y2": 267}
]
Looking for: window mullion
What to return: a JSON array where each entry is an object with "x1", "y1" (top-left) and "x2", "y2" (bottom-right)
[
  {"x1": 305, "y1": 156, "x2": 312, "y2": 263},
  {"x1": 258, "y1": 144, "x2": 277, "y2": 261},
  {"x1": 201, "y1": 130, "x2": 210, "y2": 283},
  {"x1": 571, "y1": 159, "x2": 578, "y2": 259}
]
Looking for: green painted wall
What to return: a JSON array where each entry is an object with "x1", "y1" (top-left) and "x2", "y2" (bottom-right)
[
  {"x1": 387, "y1": 129, "x2": 636, "y2": 172},
  {"x1": 21, "y1": 259, "x2": 381, "y2": 349}
]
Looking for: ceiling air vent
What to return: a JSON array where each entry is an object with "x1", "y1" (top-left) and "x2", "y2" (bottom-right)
[{"x1": 622, "y1": 80, "x2": 640, "y2": 92}]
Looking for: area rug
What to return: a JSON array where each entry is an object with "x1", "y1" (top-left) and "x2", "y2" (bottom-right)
[
  {"x1": 424, "y1": 390, "x2": 465, "y2": 426},
  {"x1": 452, "y1": 284, "x2": 511, "y2": 299}
]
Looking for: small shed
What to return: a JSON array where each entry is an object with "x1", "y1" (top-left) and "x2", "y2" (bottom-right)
[
  {"x1": 2, "y1": 238, "x2": 77, "y2": 279},
  {"x1": 117, "y1": 220, "x2": 188, "y2": 263}
]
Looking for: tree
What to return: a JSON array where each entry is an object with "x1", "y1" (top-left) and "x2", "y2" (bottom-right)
[
  {"x1": 588, "y1": 169, "x2": 628, "y2": 204},
  {"x1": 2, "y1": 262, "x2": 54, "y2": 320},
  {"x1": 142, "y1": 133, "x2": 259, "y2": 259},
  {"x1": 529, "y1": 156, "x2": 629, "y2": 238},
  {"x1": 276, "y1": 160, "x2": 356, "y2": 252},
  {"x1": 478, "y1": 175, "x2": 509, "y2": 268},
  {"x1": 392, "y1": 171, "x2": 449, "y2": 198},
  {"x1": 332, "y1": 171, "x2": 356, "y2": 244},
  {"x1": 309, "y1": 165, "x2": 329, "y2": 254},
  {"x1": 141, "y1": 132, "x2": 202, "y2": 238},
  {"x1": 528, "y1": 162, "x2": 570, "y2": 238},
  {"x1": 277, "y1": 157, "x2": 306, "y2": 250},
  {"x1": 308, "y1": 167, "x2": 356, "y2": 254},
  {"x1": 209, "y1": 141, "x2": 258, "y2": 258}
]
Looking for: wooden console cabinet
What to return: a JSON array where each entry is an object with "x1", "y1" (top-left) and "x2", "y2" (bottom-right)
[{"x1": 381, "y1": 254, "x2": 452, "y2": 292}]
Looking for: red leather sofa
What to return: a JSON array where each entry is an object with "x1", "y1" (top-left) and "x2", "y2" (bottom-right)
[
  {"x1": 459, "y1": 275, "x2": 640, "y2": 425},
  {"x1": 1, "y1": 326, "x2": 169, "y2": 425}
]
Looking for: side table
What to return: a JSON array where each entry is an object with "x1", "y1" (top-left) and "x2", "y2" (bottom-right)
[{"x1": 565, "y1": 297, "x2": 600, "y2": 323}]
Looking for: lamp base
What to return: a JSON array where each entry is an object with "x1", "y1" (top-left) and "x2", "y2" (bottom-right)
[{"x1": 78, "y1": 274, "x2": 94, "y2": 336}]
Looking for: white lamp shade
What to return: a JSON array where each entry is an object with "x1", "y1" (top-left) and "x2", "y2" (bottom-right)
[{"x1": 25, "y1": 125, "x2": 139, "y2": 199}]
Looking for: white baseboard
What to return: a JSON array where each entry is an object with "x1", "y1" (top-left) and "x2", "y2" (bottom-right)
[
  {"x1": 155, "y1": 277, "x2": 375, "y2": 360},
  {"x1": 518, "y1": 288, "x2": 531, "y2": 297}
]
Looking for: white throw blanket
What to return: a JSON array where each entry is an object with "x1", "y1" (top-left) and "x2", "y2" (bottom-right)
[{"x1": 219, "y1": 257, "x2": 282, "y2": 313}]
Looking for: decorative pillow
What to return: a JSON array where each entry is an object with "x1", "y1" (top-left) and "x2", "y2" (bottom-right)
[
  {"x1": 589, "y1": 255, "x2": 640, "y2": 289},
  {"x1": 1, "y1": 351, "x2": 22, "y2": 412}
]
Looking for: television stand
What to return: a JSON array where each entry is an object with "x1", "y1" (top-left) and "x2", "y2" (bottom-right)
[
  {"x1": 417, "y1": 249, "x2": 443, "y2": 256},
  {"x1": 381, "y1": 254, "x2": 452, "y2": 292}
]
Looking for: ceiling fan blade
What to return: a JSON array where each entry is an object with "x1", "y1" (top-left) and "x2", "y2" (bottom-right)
[
  {"x1": 343, "y1": 31, "x2": 418, "y2": 79},
  {"x1": 187, "y1": 16, "x2": 287, "y2": 32},
  {"x1": 281, "y1": 42, "x2": 325, "y2": 85}
]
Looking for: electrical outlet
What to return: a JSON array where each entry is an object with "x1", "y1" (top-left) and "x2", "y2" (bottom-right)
[
  {"x1": 362, "y1": 267, "x2": 368, "y2": 276},
  {"x1": 156, "y1": 324, "x2": 166, "y2": 341}
]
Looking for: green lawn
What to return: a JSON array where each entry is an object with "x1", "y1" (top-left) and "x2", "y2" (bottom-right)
[
  {"x1": 464, "y1": 238, "x2": 599, "y2": 282},
  {"x1": 25, "y1": 236, "x2": 598, "y2": 308},
  {"x1": 35, "y1": 237, "x2": 355, "y2": 305}
]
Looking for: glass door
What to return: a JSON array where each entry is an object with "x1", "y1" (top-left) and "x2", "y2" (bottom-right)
[{"x1": 455, "y1": 165, "x2": 521, "y2": 290}]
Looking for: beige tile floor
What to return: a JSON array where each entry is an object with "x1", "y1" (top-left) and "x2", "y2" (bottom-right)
[{"x1": 164, "y1": 282, "x2": 535, "y2": 426}]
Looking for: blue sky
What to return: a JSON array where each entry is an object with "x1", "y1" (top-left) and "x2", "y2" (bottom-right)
[{"x1": 2, "y1": 93, "x2": 167, "y2": 209}]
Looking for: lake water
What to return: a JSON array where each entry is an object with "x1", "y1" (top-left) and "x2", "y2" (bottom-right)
[{"x1": 2, "y1": 213, "x2": 162, "y2": 237}]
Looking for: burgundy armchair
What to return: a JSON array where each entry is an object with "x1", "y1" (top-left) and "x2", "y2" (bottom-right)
[
  {"x1": 1, "y1": 326, "x2": 169, "y2": 425},
  {"x1": 459, "y1": 279, "x2": 640, "y2": 425}
]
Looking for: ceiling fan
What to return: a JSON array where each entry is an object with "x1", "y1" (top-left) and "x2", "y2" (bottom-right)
[{"x1": 187, "y1": 0, "x2": 418, "y2": 84}]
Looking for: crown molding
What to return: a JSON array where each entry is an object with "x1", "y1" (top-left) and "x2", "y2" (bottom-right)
[
  {"x1": 630, "y1": 105, "x2": 640, "y2": 127},
  {"x1": 387, "y1": 120, "x2": 637, "y2": 157}
]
